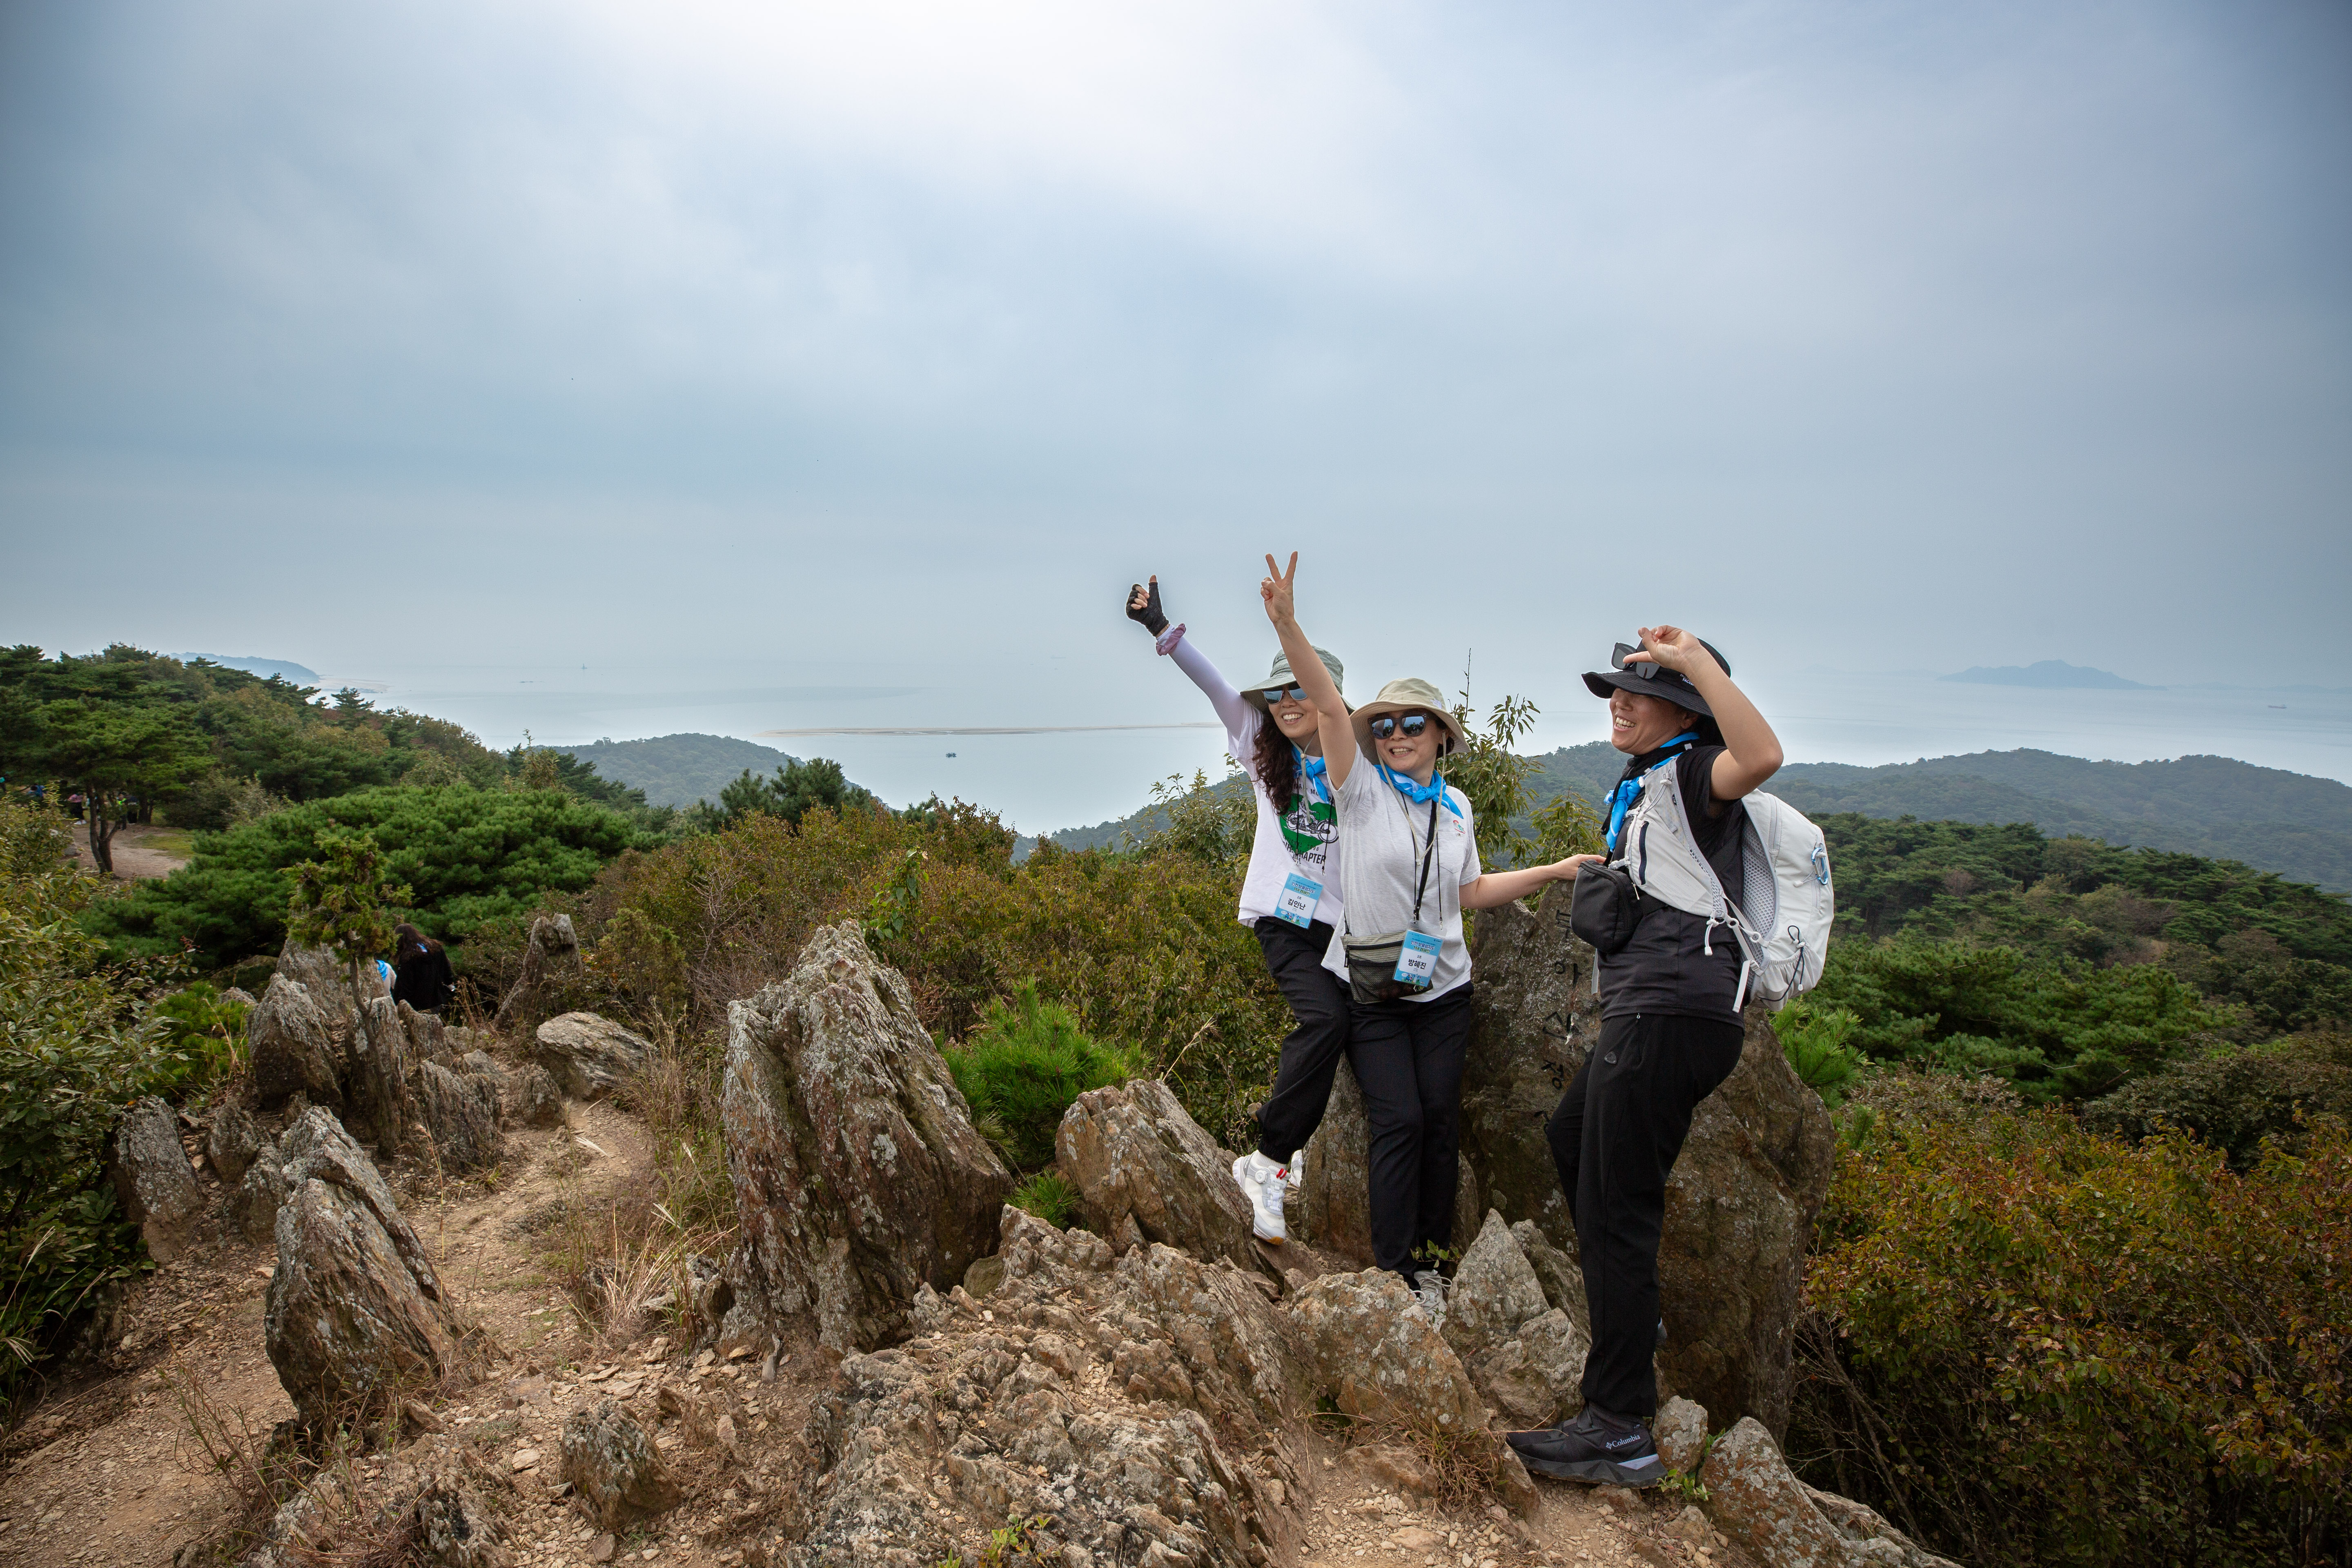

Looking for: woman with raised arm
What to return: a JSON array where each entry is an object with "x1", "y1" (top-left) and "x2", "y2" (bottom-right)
[
  {"x1": 1256, "y1": 553, "x2": 1592, "y2": 1312},
  {"x1": 1505, "y1": 628, "x2": 1784, "y2": 1489},
  {"x1": 1125, "y1": 574, "x2": 1353, "y2": 1247}
]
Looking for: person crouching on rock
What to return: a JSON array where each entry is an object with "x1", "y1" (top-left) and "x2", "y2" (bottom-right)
[
  {"x1": 1127, "y1": 570, "x2": 1354, "y2": 1247},
  {"x1": 1256, "y1": 552, "x2": 1588, "y2": 1312},
  {"x1": 1506, "y1": 626, "x2": 1783, "y2": 1486},
  {"x1": 391, "y1": 921, "x2": 456, "y2": 1013}
]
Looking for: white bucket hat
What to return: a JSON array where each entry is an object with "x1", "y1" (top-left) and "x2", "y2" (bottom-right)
[{"x1": 1349, "y1": 677, "x2": 1464, "y2": 759}]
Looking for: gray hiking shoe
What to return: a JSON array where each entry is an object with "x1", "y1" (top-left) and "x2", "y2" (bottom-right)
[{"x1": 1505, "y1": 1404, "x2": 1664, "y2": 1487}]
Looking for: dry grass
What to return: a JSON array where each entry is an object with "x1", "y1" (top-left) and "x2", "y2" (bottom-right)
[{"x1": 543, "y1": 1038, "x2": 738, "y2": 1348}]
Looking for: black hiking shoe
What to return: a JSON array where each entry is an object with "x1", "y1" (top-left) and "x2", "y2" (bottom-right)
[{"x1": 1505, "y1": 1404, "x2": 1664, "y2": 1486}]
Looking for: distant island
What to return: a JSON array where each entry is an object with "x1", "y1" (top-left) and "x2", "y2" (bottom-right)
[
  {"x1": 1940, "y1": 660, "x2": 2155, "y2": 690},
  {"x1": 561, "y1": 733, "x2": 799, "y2": 808},
  {"x1": 181, "y1": 654, "x2": 320, "y2": 683}
]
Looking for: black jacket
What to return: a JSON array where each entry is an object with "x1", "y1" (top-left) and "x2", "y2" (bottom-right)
[{"x1": 392, "y1": 940, "x2": 456, "y2": 1012}]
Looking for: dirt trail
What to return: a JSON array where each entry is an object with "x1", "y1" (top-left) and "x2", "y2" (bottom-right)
[
  {"x1": 0, "y1": 1091, "x2": 1739, "y2": 1568},
  {"x1": 0, "y1": 1100, "x2": 658, "y2": 1567},
  {"x1": 71, "y1": 823, "x2": 193, "y2": 881}
]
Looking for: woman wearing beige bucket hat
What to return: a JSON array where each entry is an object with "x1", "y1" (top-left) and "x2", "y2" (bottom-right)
[
  {"x1": 1126, "y1": 572, "x2": 1355, "y2": 1247},
  {"x1": 1257, "y1": 553, "x2": 1591, "y2": 1311}
]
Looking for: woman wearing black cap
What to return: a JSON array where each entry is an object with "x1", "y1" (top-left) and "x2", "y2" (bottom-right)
[{"x1": 1506, "y1": 624, "x2": 1783, "y2": 1488}]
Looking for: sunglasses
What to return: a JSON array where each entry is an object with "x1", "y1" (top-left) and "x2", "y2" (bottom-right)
[
  {"x1": 1367, "y1": 712, "x2": 1433, "y2": 740},
  {"x1": 1610, "y1": 642, "x2": 1677, "y2": 682},
  {"x1": 1261, "y1": 686, "x2": 1308, "y2": 704}
]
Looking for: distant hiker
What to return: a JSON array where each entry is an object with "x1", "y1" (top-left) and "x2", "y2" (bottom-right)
[
  {"x1": 1506, "y1": 627, "x2": 1786, "y2": 1487},
  {"x1": 391, "y1": 921, "x2": 456, "y2": 1013},
  {"x1": 1127, "y1": 572, "x2": 1351, "y2": 1247},
  {"x1": 1256, "y1": 552, "x2": 1590, "y2": 1313}
]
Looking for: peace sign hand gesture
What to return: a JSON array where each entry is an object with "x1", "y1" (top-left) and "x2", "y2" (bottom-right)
[{"x1": 1260, "y1": 552, "x2": 1299, "y2": 626}]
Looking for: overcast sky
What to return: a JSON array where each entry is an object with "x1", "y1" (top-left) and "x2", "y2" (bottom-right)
[{"x1": 2, "y1": 1, "x2": 2348, "y2": 815}]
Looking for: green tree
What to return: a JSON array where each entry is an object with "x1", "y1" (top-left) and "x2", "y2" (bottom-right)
[
  {"x1": 285, "y1": 833, "x2": 410, "y2": 1143},
  {"x1": 700, "y1": 757, "x2": 877, "y2": 830},
  {"x1": 30, "y1": 700, "x2": 210, "y2": 874},
  {"x1": 1446, "y1": 682, "x2": 1542, "y2": 867}
]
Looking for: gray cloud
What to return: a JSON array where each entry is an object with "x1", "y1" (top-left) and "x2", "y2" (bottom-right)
[{"x1": 2, "y1": 0, "x2": 2347, "y2": 801}]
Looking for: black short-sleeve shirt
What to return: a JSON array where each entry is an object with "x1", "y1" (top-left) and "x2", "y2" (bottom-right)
[{"x1": 1595, "y1": 744, "x2": 1750, "y2": 1023}]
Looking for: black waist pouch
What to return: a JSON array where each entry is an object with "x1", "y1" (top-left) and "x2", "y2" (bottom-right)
[{"x1": 1570, "y1": 861, "x2": 1644, "y2": 955}]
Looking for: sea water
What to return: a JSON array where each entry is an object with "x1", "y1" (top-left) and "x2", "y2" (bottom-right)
[{"x1": 311, "y1": 657, "x2": 2352, "y2": 837}]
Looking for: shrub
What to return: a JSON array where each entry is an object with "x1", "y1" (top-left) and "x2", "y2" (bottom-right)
[
  {"x1": 84, "y1": 784, "x2": 655, "y2": 970},
  {"x1": 149, "y1": 981, "x2": 250, "y2": 1089},
  {"x1": 0, "y1": 803, "x2": 203, "y2": 1394},
  {"x1": 1773, "y1": 998, "x2": 1866, "y2": 1108},
  {"x1": 1007, "y1": 1171, "x2": 1081, "y2": 1229},
  {"x1": 947, "y1": 984, "x2": 1134, "y2": 1172},
  {"x1": 1793, "y1": 1100, "x2": 2352, "y2": 1566},
  {"x1": 2082, "y1": 1031, "x2": 2352, "y2": 1169}
]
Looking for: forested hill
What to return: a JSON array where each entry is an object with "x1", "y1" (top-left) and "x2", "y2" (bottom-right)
[
  {"x1": 561, "y1": 733, "x2": 800, "y2": 808},
  {"x1": 1526, "y1": 745, "x2": 2352, "y2": 893}
]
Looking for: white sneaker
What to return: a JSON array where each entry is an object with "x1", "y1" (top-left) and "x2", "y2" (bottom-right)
[
  {"x1": 1232, "y1": 1152, "x2": 1287, "y2": 1245},
  {"x1": 1412, "y1": 1269, "x2": 1450, "y2": 1323}
]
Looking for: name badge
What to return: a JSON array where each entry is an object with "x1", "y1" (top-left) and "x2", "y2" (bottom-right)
[
  {"x1": 1275, "y1": 873, "x2": 1323, "y2": 929},
  {"x1": 1394, "y1": 929, "x2": 1443, "y2": 987}
]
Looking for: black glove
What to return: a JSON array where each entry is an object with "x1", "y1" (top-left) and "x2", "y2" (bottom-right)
[{"x1": 1125, "y1": 576, "x2": 1169, "y2": 636}]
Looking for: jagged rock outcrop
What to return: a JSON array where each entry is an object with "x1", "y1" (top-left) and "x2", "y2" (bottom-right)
[
  {"x1": 229, "y1": 1143, "x2": 286, "y2": 1244},
  {"x1": 1461, "y1": 882, "x2": 1835, "y2": 1436},
  {"x1": 501, "y1": 1063, "x2": 564, "y2": 1128},
  {"x1": 1675, "y1": 1403, "x2": 1960, "y2": 1568},
  {"x1": 1056, "y1": 1078, "x2": 1269, "y2": 1276},
  {"x1": 1290, "y1": 1267, "x2": 1487, "y2": 1439},
  {"x1": 386, "y1": 998, "x2": 452, "y2": 1065},
  {"x1": 532, "y1": 1011, "x2": 651, "y2": 1101},
  {"x1": 1511, "y1": 1218, "x2": 1589, "y2": 1338},
  {"x1": 411, "y1": 1059, "x2": 502, "y2": 1172},
  {"x1": 561, "y1": 1399, "x2": 679, "y2": 1531},
  {"x1": 409, "y1": 1474, "x2": 511, "y2": 1568},
  {"x1": 801, "y1": 1206, "x2": 1312, "y2": 1568},
  {"x1": 347, "y1": 996, "x2": 419, "y2": 1160},
  {"x1": 207, "y1": 1102, "x2": 267, "y2": 1185},
  {"x1": 1296, "y1": 1056, "x2": 1483, "y2": 1267},
  {"x1": 265, "y1": 1108, "x2": 472, "y2": 1427},
  {"x1": 276, "y1": 935, "x2": 388, "y2": 1015},
  {"x1": 719, "y1": 923, "x2": 1011, "y2": 1352},
  {"x1": 1441, "y1": 1213, "x2": 1589, "y2": 1428},
  {"x1": 108, "y1": 1097, "x2": 203, "y2": 1262},
  {"x1": 497, "y1": 914, "x2": 581, "y2": 1030},
  {"x1": 249, "y1": 975, "x2": 345, "y2": 1110}
]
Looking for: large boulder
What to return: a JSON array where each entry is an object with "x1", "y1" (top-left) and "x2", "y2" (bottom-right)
[
  {"x1": 1442, "y1": 1210, "x2": 1548, "y2": 1363},
  {"x1": 719, "y1": 922, "x2": 1012, "y2": 1352},
  {"x1": 1055, "y1": 1078, "x2": 1267, "y2": 1276},
  {"x1": 1462, "y1": 883, "x2": 1835, "y2": 1436},
  {"x1": 108, "y1": 1097, "x2": 204, "y2": 1262},
  {"x1": 532, "y1": 1012, "x2": 651, "y2": 1101},
  {"x1": 1296, "y1": 1056, "x2": 1484, "y2": 1267},
  {"x1": 1443, "y1": 1212, "x2": 1588, "y2": 1428},
  {"x1": 800, "y1": 1206, "x2": 1310, "y2": 1568},
  {"x1": 1700, "y1": 1417, "x2": 1857, "y2": 1568},
  {"x1": 248, "y1": 975, "x2": 344, "y2": 1110},
  {"x1": 501, "y1": 1063, "x2": 565, "y2": 1128},
  {"x1": 229, "y1": 1143, "x2": 286, "y2": 1244},
  {"x1": 347, "y1": 996, "x2": 419, "y2": 1160},
  {"x1": 265, "y1": 1108, "x2": 472, "y2": 1427}
]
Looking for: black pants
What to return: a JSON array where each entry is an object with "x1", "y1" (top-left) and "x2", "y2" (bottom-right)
[
  {"x1": 1545, "y1": 1011, "x2": 1744, "y2": 1419},
  {"x1": 1348, "y1": 984, "x2": 1476, "y2": 1281},
  {"x1": 1251, "y1": 918, "x2": 1353, "y2": 1163}
]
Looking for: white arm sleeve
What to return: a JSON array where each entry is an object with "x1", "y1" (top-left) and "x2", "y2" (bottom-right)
[{"x1": 1167, "y1": 633, "x2": 1257, "y2": 749}]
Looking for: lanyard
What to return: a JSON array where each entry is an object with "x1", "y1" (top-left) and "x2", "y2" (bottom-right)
[
  {"x1": 1604, "y1": 734, "x2": 1699, "y2": 855},
  {"x1": 1407, "y1": 792, "x2": 1440, "y2": 924}
]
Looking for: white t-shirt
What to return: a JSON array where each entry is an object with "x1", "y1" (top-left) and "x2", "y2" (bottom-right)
[
  {"x1": 1320, "y1": 759, "x2": 1481, "y2": 1002},
  {"x1": 1165, "y1": 632, "x2": 1346, "y2": 931}
]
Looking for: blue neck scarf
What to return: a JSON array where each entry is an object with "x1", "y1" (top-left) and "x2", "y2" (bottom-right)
[
  {"x1": 1603, "y1": 733, "x2": 1700, "y2": 853},
  {"x1": 1295, "y1": 746, "x2": 1330, "y2": 804},
  {"x1": 1379, "y1": 762, "x2": 1463, "y2": 816}
]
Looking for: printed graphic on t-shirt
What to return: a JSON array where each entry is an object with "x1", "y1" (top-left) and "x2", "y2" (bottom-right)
[{"x1": 1279, "y1": 792, "x2": 1336, "y2": 866}]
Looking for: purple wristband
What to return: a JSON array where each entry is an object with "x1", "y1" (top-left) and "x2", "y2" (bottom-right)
[{"x1": 1155, "y1": 624, "x2": 1187, "y2": 656}]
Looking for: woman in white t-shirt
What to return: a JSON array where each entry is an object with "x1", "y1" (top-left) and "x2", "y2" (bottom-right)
[
  {"x1": 1127, "y1": 574, "x2": 1353, "y2": 1249},
  {"x1": 1256, "y1": 553, "x2": 1590, "y2": 1310}
]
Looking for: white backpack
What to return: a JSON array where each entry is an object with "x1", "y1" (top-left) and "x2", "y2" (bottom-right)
[{"x1": 1616, "y1": 756, "x2": 1834, "y2": 1007}]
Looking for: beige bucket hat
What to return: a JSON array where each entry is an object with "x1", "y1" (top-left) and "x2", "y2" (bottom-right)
[
  {"x1": 1243, "y1": 646, "x2": 1347, "y2": 713},
  {"x1": 1349, "y1": 677, "x2": 1464, "y2": 759}
]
